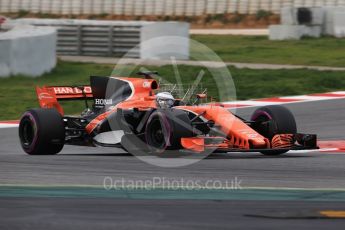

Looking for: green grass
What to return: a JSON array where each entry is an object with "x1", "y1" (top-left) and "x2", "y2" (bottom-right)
[
  {"x1": 1, "y1": 61, "x2": 345, "y2": 120},
  {"x1": 191, "y1": 35, "x2": 345, "y2": 67},
  {"x1": 0, "y1": 61, "x2": 112, "y2": 120}
]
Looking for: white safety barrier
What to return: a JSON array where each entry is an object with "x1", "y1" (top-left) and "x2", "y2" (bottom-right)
[
  {"x1": 0, "y1": 24, "x2": 56, "y2": 77},
  {"x1": 270, "y1": 6, "x2": 345, "y2": 39},
  {"x1": 1, "y1": 0, "x2": 345, "y2": 15},
  {"x1": 14, "y1": 19, "x2": 189, "y2": 59}
]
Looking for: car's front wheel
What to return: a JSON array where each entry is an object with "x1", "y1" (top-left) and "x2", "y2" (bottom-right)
[
  {"x1": 145, "y1": 109, "x2": 194, "y2": 154},
  {"x1": 251, "y1": 105, "x2": 297, "y2": 155}
]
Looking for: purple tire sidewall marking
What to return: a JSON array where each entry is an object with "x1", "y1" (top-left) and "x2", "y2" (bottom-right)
[
  {"x1": 251, "y1": 110, "x2": 272, "y2": 121},
  {"x1": 20, "y1": 112, "x2": 39, "y2": 152}
]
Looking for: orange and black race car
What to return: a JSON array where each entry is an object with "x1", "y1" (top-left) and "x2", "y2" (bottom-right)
[{"x1": 18, "y1": 72, "x2": 318, "y2": 156}]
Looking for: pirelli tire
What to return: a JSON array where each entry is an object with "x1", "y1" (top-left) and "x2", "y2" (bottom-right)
[
  {"x1": 251, "y1": 105, "x2": 297, "y2": 156},
  {"x1": 145, "y1": 109, "x2": 194, "y2": 154},
  {"x1": 19, "y1": 108, "x2": 65, "y2": 155}
]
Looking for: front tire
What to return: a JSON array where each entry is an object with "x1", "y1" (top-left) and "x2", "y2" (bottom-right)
[
  {"x1": 251, "y1": 105, "x2": 297, "y2": 155},
  {"x1": 19, "y1": 109, "x2": 65, "y2": 155},
  {"x1": 145, "y1": 109, "x2": 194, "y2": 154}
]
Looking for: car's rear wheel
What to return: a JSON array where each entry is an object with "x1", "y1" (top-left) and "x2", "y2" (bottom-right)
[
  {"x1": 251, "y1": 105, "x2": 297, "y2": 155},
  {"x1": 145, "y1": 109, "x2": 194, "y2": 154},
  {"x1": 19, "y1": 108, "x2": 65, "y2": 155}
]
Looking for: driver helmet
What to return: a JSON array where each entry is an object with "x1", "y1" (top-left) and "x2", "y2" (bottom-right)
[{"x1": 156, "y1": 92, "x2": 175, "y2": 108}]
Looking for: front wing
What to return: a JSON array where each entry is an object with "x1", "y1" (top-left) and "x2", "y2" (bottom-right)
[{"x1": 181, "y1": 133, "x2": 318, "y2": 153}]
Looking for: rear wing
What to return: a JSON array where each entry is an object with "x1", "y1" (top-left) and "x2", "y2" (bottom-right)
[{"x1": 36, "y1": 86, "x2": 93, "y2": 115}]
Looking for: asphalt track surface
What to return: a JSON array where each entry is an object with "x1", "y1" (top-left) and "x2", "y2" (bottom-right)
[{"x1": 1, "y1": 98, "x2": 345, "y2": 229}]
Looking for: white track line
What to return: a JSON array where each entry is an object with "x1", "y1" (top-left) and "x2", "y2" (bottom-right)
[
  {"x1": 223, "y1": 100, "x2": 282, "y2": 106},
  {"x1": 0, "y1": 124, "x2": 19, "y2": 128},
  {"x1": 222, "y1": 91, "x2": 345, "y2": 108},
  {"x1": 281, "y1": 95, "x2": 338, "y2": 100}
]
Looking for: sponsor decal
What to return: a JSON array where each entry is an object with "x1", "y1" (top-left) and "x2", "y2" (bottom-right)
[
  {"x1": 143, "y1": 81, "x2": 151, "y2": 88},
  {"x1": 38, "y1": 92, "x2": 54, "y2": 100},
  {"x1": 95, "y1": 99, "x2": 113, "y2": 106},
  {"x1": 53, "y1": 86, "x2": 92, "y2": 94}
]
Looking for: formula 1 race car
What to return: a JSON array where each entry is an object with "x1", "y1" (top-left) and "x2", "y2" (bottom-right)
[{"x1": 18, "y1": 72, "x2": 318, "y2": 156}]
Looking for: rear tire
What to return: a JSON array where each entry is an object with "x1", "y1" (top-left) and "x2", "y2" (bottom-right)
[
  {"x1": 19, "y1": 109, "x2": 65, "y2": 155},
  {"x1": 251, "y1": 105, "x2": 297, "y2": 155}
]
